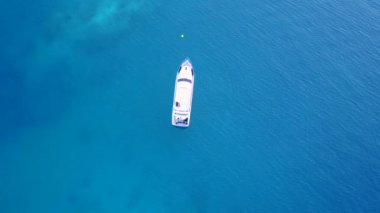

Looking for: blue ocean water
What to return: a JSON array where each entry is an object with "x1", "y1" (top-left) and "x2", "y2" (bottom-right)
[{"x1": 1, "y1": 0, "x2": 380, "y2": 212}]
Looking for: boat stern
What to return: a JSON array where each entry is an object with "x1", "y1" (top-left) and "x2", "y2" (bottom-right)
[{"x1": 172, "y1": 113, "x2": 190, "y2": 127}]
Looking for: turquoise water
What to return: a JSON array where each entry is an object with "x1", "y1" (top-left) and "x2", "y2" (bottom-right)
[{"x1": 1, "y1": 0, "x2": 380, "y2": 212}]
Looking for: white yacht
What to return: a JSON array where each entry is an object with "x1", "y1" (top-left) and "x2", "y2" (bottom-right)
[{"x1": 172, "y1": 58, "x2": 194, "y2": 127}]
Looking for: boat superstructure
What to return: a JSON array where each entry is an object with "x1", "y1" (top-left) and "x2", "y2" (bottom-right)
[{"x1": 172, "y1": 58, "x2": 194, "y2": 127}]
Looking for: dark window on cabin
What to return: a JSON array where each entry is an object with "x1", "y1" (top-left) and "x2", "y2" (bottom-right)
[{"x1": 177, "y1": 78, "x2": 192, "y2": 83}]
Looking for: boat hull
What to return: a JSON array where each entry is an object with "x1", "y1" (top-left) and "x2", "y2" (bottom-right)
[{"x1": 172, "y1": 58, "x2": 194, "y2": 127}]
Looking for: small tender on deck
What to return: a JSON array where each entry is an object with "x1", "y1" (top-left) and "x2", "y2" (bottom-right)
[{"x1": 172, "y1": 58, "x2": 194, "y2": 127}]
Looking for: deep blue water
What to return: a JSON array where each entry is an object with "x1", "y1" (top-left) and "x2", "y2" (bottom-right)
[{"x1": 1, "y1": 0, "x2": 380, "y2": 212}]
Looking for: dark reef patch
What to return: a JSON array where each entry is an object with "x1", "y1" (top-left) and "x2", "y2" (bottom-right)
[
  {"x1": 0, "y1": 61, "x2": 28, "y2": 140},
  {"x1": 0, "y1": 58, "x2": 74, "y2": 141}
]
